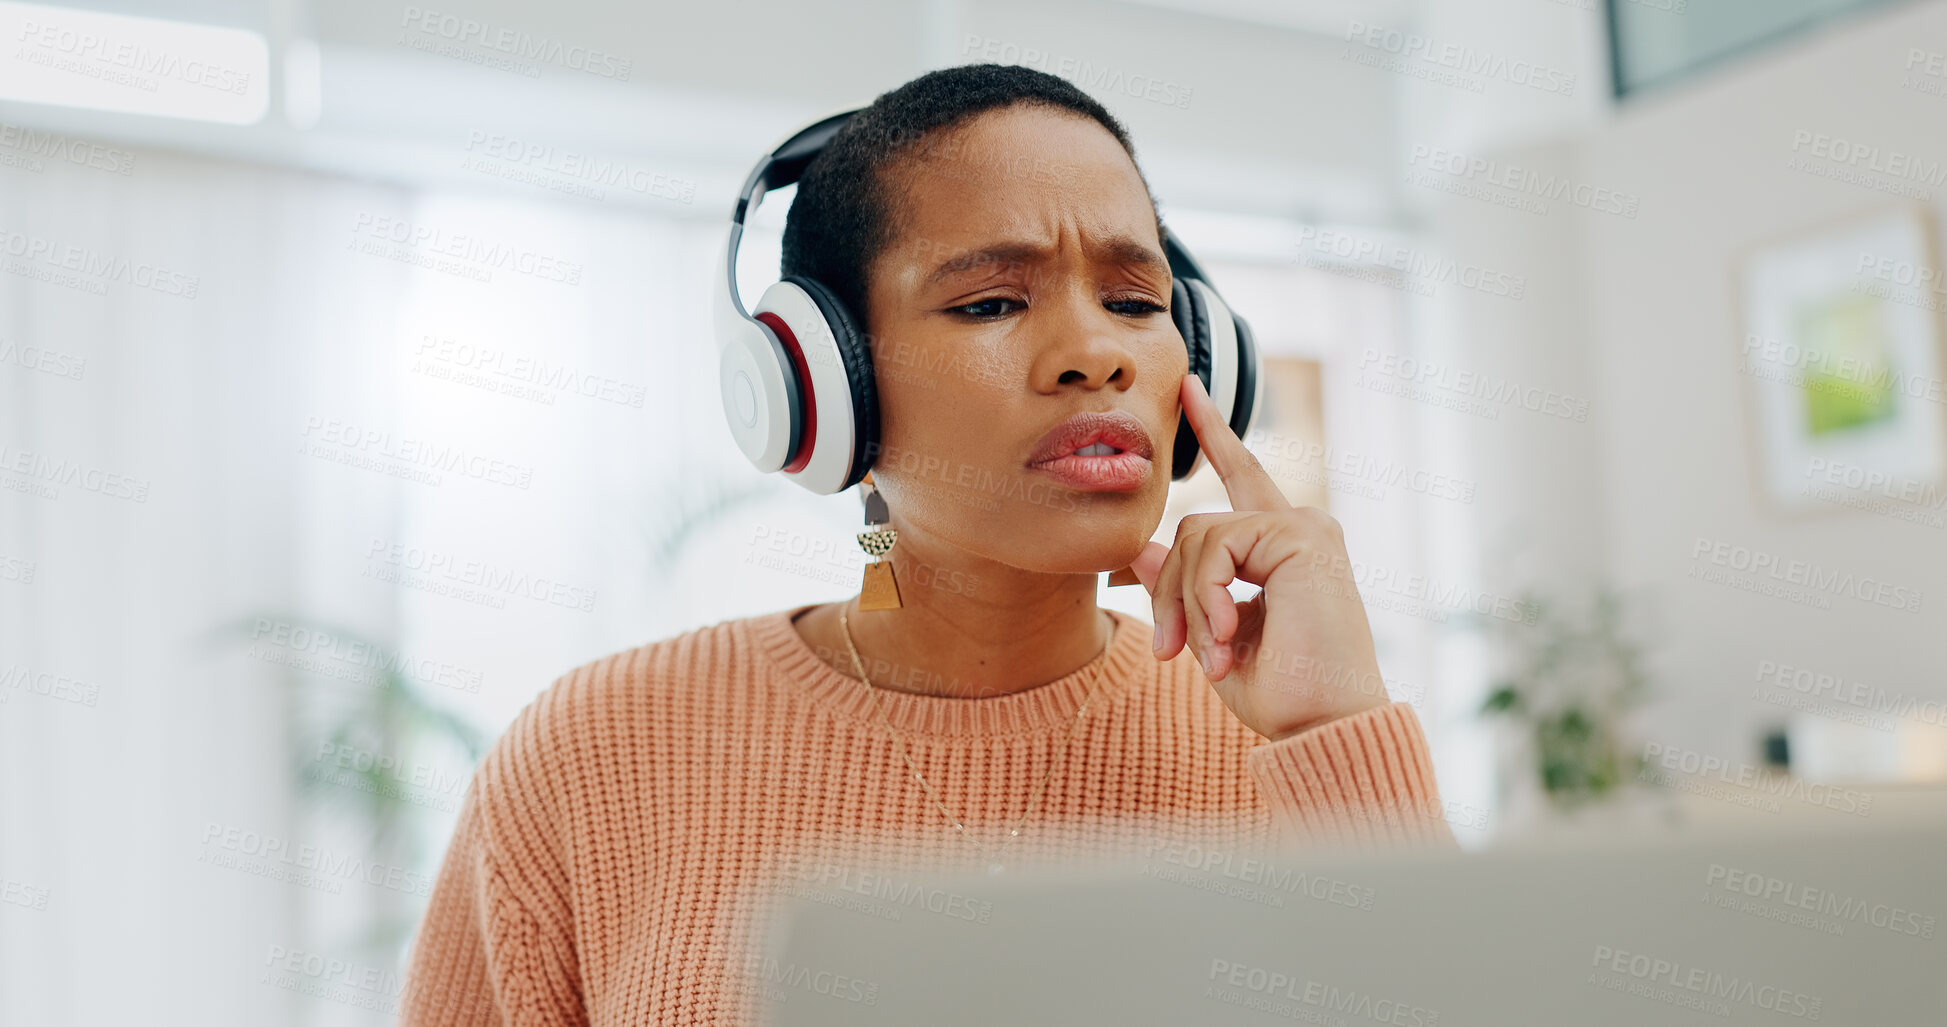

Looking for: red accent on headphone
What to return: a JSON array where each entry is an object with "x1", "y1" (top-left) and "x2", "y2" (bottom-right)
[{"x1": 755, "y1": 311, "x2": 817, "y2": 473}]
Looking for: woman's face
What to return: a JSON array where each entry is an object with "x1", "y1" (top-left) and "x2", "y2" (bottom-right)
[{"x1": 862, "y1": 104, "x2": 1186, "y2": 576}]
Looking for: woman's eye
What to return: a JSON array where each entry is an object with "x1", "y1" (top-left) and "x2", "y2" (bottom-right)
[
  {"x1": 948, "y1": 298, "x2": 1166, "y2": 319},
  {"x1": 950, "y1": 297, "x2": 1021, "y2": 319}
]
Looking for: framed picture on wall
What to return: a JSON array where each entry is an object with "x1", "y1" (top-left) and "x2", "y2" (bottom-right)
[{"x1": 1736, "y1": 203, "x2": 1947, "y2": 517}]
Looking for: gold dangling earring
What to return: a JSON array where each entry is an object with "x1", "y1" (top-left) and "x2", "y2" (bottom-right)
[{"x1": 856, "y1": 471, "x2": 903, "y2": 610}]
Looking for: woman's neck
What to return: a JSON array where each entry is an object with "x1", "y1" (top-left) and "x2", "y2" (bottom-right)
[{"x1": 790, "y1": 576, "x2": 1114, "y2": 699}]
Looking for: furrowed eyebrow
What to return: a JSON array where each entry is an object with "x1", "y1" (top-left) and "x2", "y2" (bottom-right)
[
  {"x1": 922, "y1": 236, "x2": 1169, "y2": 287},
  {"x1": 1095, "y1": 237, "x2": 1170, "y2": 278},
  {"x1": 924, "y1": 243, "x2": 1042, "y2": 286}
]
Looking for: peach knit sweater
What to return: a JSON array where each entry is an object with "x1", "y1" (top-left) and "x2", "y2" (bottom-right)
[{"x1": 399, "y1": 603, "x2": 1453, "y2": 1025}]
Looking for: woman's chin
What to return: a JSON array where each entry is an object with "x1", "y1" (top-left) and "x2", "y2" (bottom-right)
[{"x1": 1009, "y1": 541, "x2": 1153, "y2": 578}]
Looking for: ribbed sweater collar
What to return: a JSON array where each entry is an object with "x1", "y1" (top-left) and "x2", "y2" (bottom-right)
[{"x1": 746, "y1": 603, "x2": 1154, "y2": 739}]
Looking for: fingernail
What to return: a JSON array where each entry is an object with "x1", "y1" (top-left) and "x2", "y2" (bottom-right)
[
  {"x1": 1152, "y1": 624, "x2": 1163, "y2": 654},
  {"x1": 1196, "y1": 647, "x2": 1212, "y2": 675}
]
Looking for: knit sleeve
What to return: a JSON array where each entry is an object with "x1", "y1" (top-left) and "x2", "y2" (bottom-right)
[
  {"x1": 398, "y1": 719, "x2": 587, "y2": 1025},
  {"x1": 1244, "y1": 701, "x2": 1459, "y2": 851}
]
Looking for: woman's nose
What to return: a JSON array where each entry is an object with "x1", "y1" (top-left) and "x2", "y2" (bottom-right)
[{"x1": 1037, "y1": 286, "x2": 1137, "y2": 388}]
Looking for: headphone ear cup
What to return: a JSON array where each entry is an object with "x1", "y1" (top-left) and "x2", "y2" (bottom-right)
[
  {"x1": 780, "y1": 275, "x2": 878, "y2": 493},
  {"x1": 1189, "y1": 280, "x2": 1239, "y2": 440},
  {"x1": 1229, "y1": 312, "x2": 1261, "y2": 442},
  {"x1": 1169, "y1": 276, "x2": 1211, "y2": 481}
]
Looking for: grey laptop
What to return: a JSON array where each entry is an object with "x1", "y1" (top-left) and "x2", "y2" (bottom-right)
[{"x1": 751, "y1": 812, "x2": 1946, "y2": 1025}]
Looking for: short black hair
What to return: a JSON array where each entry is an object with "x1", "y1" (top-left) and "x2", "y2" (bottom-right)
[{"x1": 780, "y1": 63, "x2": 1159, "y2": 331}]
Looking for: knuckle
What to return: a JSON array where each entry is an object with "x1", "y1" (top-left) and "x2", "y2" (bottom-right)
[{"x1": 1292, "y1": 505, "x2": 1343, "y2": 538}]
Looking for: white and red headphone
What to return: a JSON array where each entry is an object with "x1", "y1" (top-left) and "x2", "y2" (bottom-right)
[{"x1": 715, "y1": 107, "x2": 1262, "y2": 496}]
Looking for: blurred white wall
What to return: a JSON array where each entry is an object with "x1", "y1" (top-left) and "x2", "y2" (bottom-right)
[{"x1": 1574, "y1": 0, "x2": 1947, "y2": 758}]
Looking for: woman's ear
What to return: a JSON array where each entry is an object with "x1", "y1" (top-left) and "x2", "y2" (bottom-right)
[{"x1": 860, "y1": 471, "x2": 889, "y2": 523}]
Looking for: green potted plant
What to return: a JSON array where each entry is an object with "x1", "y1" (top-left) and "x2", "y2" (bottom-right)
[
  {"x1": 203, "y1": 463, "x2": 779, "y2": 952},
  {"x1": 1474, "y1": 584, "x2": 1655, "y2": 816},
  {"x1": 203, "y1": 614, "x2": 489, "y2": 952}
]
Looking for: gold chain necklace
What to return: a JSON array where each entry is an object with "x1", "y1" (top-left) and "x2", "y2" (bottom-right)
[{"x1": 839, "y1": 601, "x2": 1111, "y2": 875}]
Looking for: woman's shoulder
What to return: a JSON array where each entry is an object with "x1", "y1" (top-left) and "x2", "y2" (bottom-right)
[
  {"x1": 499, "y1": 605, "x2": 807, "y2": 746},
  {"x1": 463, "y1": 608, "x2": 792, "y2": 818},
  {"x1": 529, "y1": 606, "x2": 793, "y2": 725}
]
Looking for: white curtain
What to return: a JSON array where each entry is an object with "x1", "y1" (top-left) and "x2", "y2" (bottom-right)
[{"x1": 0, "y1": 141, "x2": 778, "y2": 1025}]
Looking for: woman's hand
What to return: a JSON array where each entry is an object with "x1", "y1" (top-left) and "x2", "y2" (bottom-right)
[{"x1": 1124, "y1": 373, "x2": 1391, "y2": 741}]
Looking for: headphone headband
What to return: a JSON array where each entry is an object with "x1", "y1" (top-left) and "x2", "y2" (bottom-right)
[
  {"x1": 735, "y1": 108, "x2": 860, "y2": 224},
  {"x1": 721, "y1": 107, "x2": 863, "y2": 334}
]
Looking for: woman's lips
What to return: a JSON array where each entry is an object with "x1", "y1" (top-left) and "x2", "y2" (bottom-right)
[
  {"x1": 1023, "y1": 409, "x2": 1156, "y2": 494},
  {"x1": 1027, "y1": 451, "x2": 1151, "y2": 491},
  {"x1": 1024, "y1": 410, "x2": 1155, "y2": 491}
]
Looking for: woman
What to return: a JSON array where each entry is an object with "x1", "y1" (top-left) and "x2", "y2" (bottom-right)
[{"x1": 400, "y1": 63, "x2": 1452, "y2": 1026}]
